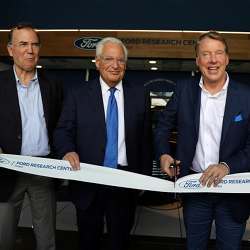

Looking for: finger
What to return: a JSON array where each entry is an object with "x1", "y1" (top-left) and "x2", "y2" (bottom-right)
[
  {"x1": 207, "y1": 176, "x2": 217, "y2": 187},
  {"x1": 199, "y1": 172, "x2": 209, "y2": 186},
  {"x1": 160, "y1": 159, "x2": 174, "y2": 176},
  {"x1": 71, "y1": 155, "x2": 80, "y2": 170},
  {"x1": 74, "y1": 154, "x2": 80, "y2": 170},
  {"x1": 161, "y1": 165, "x2": 174, "y2": 177},
  {"x1": 213, "y1": 177, "x2": 221, "y2": 186},
  {"x1": 64, "y1": 154, "x2": 80, "y2": 170},
  {"x1": 213, "y1": 171, "x2": 227, "y2": 186},
  {"x1": 207, "y1": 175, "x2": 221, "y2": 187},
  {"x1": 67, "y1": 156, "x2": 78, "y2": 170}
]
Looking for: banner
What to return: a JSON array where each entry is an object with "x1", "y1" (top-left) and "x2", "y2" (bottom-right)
[{"x1": 0, "y1": 154, "x2": 250, "y2": 193}]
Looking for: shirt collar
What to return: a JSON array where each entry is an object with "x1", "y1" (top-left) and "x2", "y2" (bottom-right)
[
  {"x1": 13, "y1": 66, "x2": 38, "y2": 86},
  {"x1": 99, "y1": 76, "x2": 122, "y2": 95}
]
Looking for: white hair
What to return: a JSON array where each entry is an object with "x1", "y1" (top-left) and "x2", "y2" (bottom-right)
[{"x1": 96, "y1": 37, "x2": 128, "y2": 61}]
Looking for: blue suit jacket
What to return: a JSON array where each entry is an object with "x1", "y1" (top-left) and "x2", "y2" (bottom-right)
[
  {"x1": 155, "y1": 76, "x2": 250, "y2": 222},
  {"x1": 54, "y1": 78, "x2": 152, "y2": 209}
]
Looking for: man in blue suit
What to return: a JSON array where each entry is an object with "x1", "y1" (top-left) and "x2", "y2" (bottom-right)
[
  {"x1": 155, "y1": 31, "x2": 250, "y2": 250},
  {"x1": 54, "y1": 37, "x2": 152, "y2": 250}
]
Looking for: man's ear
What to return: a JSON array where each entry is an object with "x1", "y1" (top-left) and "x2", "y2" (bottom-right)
[
  {"x1": 225, "y1": 55, "x2": 229, "y2": 67},
  {"x1": 195, "y1": 57, "x2": 199, "y2": 67},
  {"x1": 95, "y1": 57, "x2": 100, "y2": 70},
  {"x1": 7, "y1": 44, "x2": 13, "y2": 57}
]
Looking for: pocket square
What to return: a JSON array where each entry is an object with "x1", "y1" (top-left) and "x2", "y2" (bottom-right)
[{"x1": 234, "y1": 114, "x2": 243, "y2": 122}]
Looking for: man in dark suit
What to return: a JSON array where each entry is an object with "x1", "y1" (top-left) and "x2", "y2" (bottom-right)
[
  {"x1": 54, "y1": 37, "x2": 152, "y2": 250},
  {"x1": 155, "y1": 31, "x2": 250, "y2": 250},
  {"x1": 0, "y1": 24, "x2": 62, "y2": 250}
]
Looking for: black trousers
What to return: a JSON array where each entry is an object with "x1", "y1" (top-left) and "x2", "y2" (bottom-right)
[{"x1": 75, "y1": 186, "x2": 137, "y2": 250}]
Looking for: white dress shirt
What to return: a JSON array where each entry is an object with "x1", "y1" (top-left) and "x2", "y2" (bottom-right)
[
  {"x1": 192, "y1": 75, "x2": 229, "y2": 172},
  {"x1": 100, "y1": 77, "x2": 128, "y2": 166}
]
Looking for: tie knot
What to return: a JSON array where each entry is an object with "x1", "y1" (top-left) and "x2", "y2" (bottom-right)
[{"x1": 109, "y1": 87, "x2": 116, "y2": 95}]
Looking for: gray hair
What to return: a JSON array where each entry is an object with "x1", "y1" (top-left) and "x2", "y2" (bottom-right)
[
  {"x1": 96, "y1": 37, "x2": 128, "y2": 61},
  {"x1": 8, "y1": 23, "x2": 40, "y2": 46}
]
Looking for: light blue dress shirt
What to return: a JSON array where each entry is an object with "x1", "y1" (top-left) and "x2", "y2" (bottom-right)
[{"x1": 14, "y1": 68, "x2": 50, "y2": 156}]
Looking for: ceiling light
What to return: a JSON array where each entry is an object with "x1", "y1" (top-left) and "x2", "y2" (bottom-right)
[
  {"x1": 36, "y1": 65, "x2": 42, "y2": 68},
  {"x1": 91, "y1": 59, "x2": 96, "y2": 63},
  {"x1": 149, "y1": 60, "x2": 157, "y2": 64},
  {"x1": 150, "y1": 67, "x2": 158, "y2": 71}
]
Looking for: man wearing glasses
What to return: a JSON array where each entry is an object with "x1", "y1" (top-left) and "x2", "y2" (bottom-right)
[
  {"x1": 0, "y1": 24, "x2": 62, "y2": 250},
  {"x1": 54, "y1": 37, "x2": 152, "y2": 250}
]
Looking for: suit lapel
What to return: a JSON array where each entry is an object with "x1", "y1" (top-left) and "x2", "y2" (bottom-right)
[
  {"x1": 192, "y1": 79, "x2": 201, "y2": 136},
  {"x1": 5, "y1": 70, "x2": 22, "y2": 125},
  {"x1": 123, "y1": 81, "x2": 133, "y2": 139},
  {"x1": 88, "y1": 79, "x2": 106, "y2": 135},
  {"x1": 38, "y1": 72, "x2": 50, "y2": 127},
  {"x1": 220, "y1": 80, "x2": 240, "y2": 146}
]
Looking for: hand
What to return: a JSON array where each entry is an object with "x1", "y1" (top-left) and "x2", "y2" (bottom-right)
[
  {"x1": 199, "y1": 163, "x2": 230, "y2": 187},
  {"x1": 160, "y1": 154, "x2": 180, "y2": 178},
  {"x1": 63, "y1": 152, "x2": 80, "y2": 170}
]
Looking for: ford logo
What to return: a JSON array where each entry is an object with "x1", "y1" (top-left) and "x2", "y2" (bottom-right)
[
  {"x1": 178, "y1": 179, "x2": 201, "y2": 189},
  {"x1": 74, "y1": 37, "x2": 102, "y2": 50},
  {"x1": 0, "y1": 157, "x2": 10, "y2": 165}
]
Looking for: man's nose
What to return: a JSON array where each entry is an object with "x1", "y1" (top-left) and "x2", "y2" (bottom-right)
[
  {"x1": 27, "y1": 44, "x2": 34, "y2": 53},
  {"x1": 112, "y1": 59, "x2": 119, "y2": 67},
  {"x1": 209, "y1": 53, "x2": 217, "y2": 63}
]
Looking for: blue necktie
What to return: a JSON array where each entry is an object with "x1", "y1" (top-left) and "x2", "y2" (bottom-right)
[{"x1": 103, "y1": 87, "x2": 118, "y2": 168}]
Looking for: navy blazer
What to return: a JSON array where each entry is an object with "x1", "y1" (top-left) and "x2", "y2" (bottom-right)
[
  {"x1": 54, "y1": 78, "x2": 152, "y2": 209},
  {"x1": 155, "y1": 76, "x2": 250, "y2": 222},
  {"x1": 0, "y1": 69, "x2": 63, "y2": 201}
]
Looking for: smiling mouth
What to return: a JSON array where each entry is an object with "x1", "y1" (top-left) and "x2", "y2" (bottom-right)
[{"x1": 207, "y1": 66, "x2": 219, "y2": 72}]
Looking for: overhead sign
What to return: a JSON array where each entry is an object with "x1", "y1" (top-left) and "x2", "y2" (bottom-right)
[
  {"x1": 121, "y1": 38, "x2": 196, "y2": 46},
  {"x1": 1, "y1": 31, "x2": 250, "y2": 59}
]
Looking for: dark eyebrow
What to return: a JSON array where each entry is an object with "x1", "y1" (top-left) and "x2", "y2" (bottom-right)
[{"x1": 18, "y1": 41, "x2": 40, "y2": 46}]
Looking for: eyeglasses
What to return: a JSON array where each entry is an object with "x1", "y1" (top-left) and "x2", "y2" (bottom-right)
[{"x1": 100, "y1": 56, "x2": 126, "y2": 66}]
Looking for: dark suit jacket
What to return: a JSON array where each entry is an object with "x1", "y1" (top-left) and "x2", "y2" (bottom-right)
[
  {"x1": 155, "y1": 76, "x2": 250, "y2": 222},
  {"x1": 0, "y1": 69, "x2": 63, "y2": 201},
  {"x1": 54, "y1": 78, "x2": 152, "y2": 210}
]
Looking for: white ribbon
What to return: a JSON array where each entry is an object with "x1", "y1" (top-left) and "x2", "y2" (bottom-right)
[{"x1": 0, "y1": 154, "x2": 250, "y2": 193}]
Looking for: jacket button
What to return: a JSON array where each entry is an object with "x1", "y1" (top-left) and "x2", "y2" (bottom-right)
[{"x1": 17, "y1": 135, "x2": 21, "y2": 140}]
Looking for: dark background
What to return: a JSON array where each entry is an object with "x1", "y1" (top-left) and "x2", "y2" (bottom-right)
[{"x1": 1, "y1": 0, "x2": 250, "y2": 31}]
